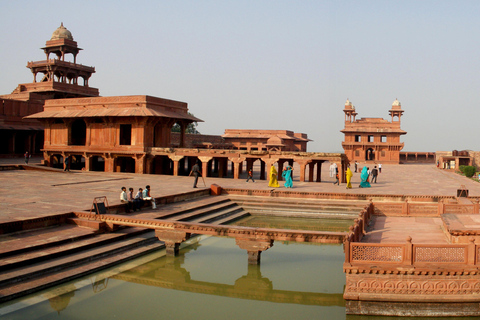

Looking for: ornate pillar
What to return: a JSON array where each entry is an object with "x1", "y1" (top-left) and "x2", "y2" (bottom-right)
[
  {"x1": 168, "y1": 155, "x2": 185, "y2": 176},
  {"x1": 308, "y1": 162, "x2": 315, "y2": 182},
  {"x1": 295, "y1": 159, "x2": 311, "y2": 182},
  {"x1": 235, "y1": 237, "x2": 274, "y2": 265},
  {"x1": 277, "y1": 159, "x2": 286, "y2": 181},
  {"x1": 316, "y1": 162, "x2": 322, "y2": 182},
  {"x1": 135, "y1": 154, "x2": 146, "y2": 174},
  {"x1": 104, "y1": 154, "x2": 115, "y2": 172},
  {"x1": 155, "y1": 230, "x2": 191, "y2": 256},
  {"x1": 197, "y1": 156, "x2": 213, "y2": 178},
  {"x1": 229, "y1": 157, "x2": 246, "y2": 179},
  {"x1": 84, "y1": 154, "x2": 91, "y2": 171},
  {"x1": 260, "y1": 160, "x2": 266, "y2": 180}
]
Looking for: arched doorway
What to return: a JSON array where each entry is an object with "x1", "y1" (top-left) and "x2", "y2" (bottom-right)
[
  {"x1": 365, "y1": 148, "x2": 375, "y2": 161},
  {"x1": 51, "y1": 154, "x2": 63, "y2": 169}
]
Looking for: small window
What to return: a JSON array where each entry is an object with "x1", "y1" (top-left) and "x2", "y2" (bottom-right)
[
  {"x1": 368, "y1": 135, "x2": 374, "y2": 142},
  {"x1": 381, "y1": 135, "x2": 387, "y2": 143},
  {"x1": 381, "y1": 150, "x2": 386, "y2": 157},
  {"x1": 355, "y1": 150, "x2": 360, "y2": 156},
  {"x1": 355, "y1": 135, "x2": 361, "y2": 142},
  {"x1": 120, "y1": 124, "x2": 132, "y2": 145}
]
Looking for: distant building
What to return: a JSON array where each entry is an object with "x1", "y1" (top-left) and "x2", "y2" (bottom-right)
[
  {"x1": 0, "y1": 23, "x2": 99, "y2": 157},
  {"x1": 341, "y1": 99, "x2": 406, "y2": 164},
  {"x1": 222, "y1": 129, "x2": 310, "y2": 152}
]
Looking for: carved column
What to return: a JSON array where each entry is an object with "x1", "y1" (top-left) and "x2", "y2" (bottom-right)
[
  {"x1": 168, "y1": 155, "x2": 185, "y2": 176},
  {"x1": 155, "y1": 229, "x2": 191, "y2": 256},
  {"x1": 198, "y1": 156, "x2": 213, "y2": 178},
  {"x1": 277, "y1": 159, "x2": 285, "y2": 181},
  {"x1": 295, "y1": 159, "x2": 311, "y2": 182},
  {"x1": 308, "y1": 162, "x2": 315, "y2": 182},
  {"x1": 135, "y1": 154, "x2": 146, "y2": 174},
  {"x1": 235, "y1": 237, "x2": 274, "y2": 265},
  {"x1": 229, "y1": 157, "x2": 246, "y2": 179},
  {"x1": 104, "y1": 154, "x2": 115, "y2": 172},
  {"x1": 316, "y1": 161, "x2": 323, "y2": 182}
]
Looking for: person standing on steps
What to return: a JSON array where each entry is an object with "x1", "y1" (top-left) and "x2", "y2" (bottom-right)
[{"x1": 190, "y1": 161, "x2": 201, "y2": 188}]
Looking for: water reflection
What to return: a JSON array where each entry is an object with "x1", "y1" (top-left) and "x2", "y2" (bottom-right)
[{"x1": 111, "y1": 244, "x2": 344, "y2": 307}]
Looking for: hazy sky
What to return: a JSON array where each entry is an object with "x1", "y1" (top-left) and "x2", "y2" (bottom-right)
[{"x1": 1, "y1": 1, "x2": 478, "y2": 152}]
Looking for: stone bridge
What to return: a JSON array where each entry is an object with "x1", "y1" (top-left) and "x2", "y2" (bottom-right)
[{"x1": 75, "y1": 212, "x2": 347, "y2": 264}]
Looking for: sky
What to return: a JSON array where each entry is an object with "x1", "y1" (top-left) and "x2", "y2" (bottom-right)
[{"x1": 1, "y1": 1, "x2": 479, "y2": 153}]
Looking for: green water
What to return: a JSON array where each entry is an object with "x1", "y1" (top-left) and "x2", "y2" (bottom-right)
[
  {"x1": 235, "y1": 215, "x2": 353, "y2": 232},
  {"x1": 0, "y1": 236, "x2": 477, "y2": 320}
]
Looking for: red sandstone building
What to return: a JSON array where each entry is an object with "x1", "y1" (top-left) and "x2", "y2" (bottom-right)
[
  {"x1": 0, "y1": 23, "x2": 99, "y2": 157},
  {"x1": 222, "y1": 129, "x2": 310, "y2": 152},
  {"x1": 341, "y1": 99, "x2": 406, "y2": 164}
]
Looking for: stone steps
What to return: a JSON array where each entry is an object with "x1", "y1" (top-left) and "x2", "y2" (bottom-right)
[
  {"x1": 0, "y1": 239, "x2": 163, "y2": 303},
  {"x1": 0, "y1": 195, "x2": 249, "y2": 302},
  {"x1": 229, "y1": 196, "x2": 367, "y2": 218},
  {"x1": 0, "y1": 227, "x2": 150, "y2": 272}
]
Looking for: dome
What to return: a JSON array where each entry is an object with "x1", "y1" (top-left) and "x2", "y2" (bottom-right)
[
  {"x1": 51, "y1": 23, "x2": 73, "y2": 41},
  {"x1": 345, "y1": 99, "x2": 353, "y2": 107},
  {"x1": 392, "y1": 98, "x2": 401, "y2": 107}
]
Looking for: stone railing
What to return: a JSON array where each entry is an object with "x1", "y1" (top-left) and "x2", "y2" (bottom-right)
[{"x1": 344, "y1": 237, "x2": 479, "y2": 269}]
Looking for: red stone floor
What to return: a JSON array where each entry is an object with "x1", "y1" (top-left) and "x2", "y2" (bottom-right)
[{"x1": 2, "y1": 157, "x2": 480, "y2": 244}]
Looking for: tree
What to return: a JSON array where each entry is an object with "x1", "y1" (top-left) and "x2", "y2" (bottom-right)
[{"x1": 171, "y1": 113, "x2": 200, "y2": 134}]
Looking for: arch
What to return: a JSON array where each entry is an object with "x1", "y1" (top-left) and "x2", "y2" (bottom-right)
[
  {"x1": 365, "y1": 148, "x2": 375, "y2": 161},
  {"x1": 70, "y1": 119, "x2": 86, "y2": 146}
]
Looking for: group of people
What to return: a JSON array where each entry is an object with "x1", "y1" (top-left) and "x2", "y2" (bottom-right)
[
  {"x1": 120, "y1": 185, "x2": 157, "y2": 213},
  {"x1": 266, "y1": 164, "x2": 292, "y2": 188},
  {"x1": 347, "y1": 164, "x2": 381, "y2": 189}
]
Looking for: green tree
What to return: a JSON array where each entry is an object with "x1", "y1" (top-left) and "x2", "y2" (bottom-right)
[{"x1": 171, "y1": 113, "x2": 200, "y2": 134}]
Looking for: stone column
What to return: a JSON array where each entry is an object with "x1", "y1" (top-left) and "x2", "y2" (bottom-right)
[
  {"x1": 295, "y1": 159, "x2": 311, "y2": 182},
  {"x1": 84, "y1": 154, "x2": 91, "y2": 171},
  {"x1": 316, "y1": 162, "x2": 322, "y2": 182},
  {"x1": 228, "y1": 157, "x2": 246, "y2": 179},
  {"x1": 105, "y1": 154, "x2": 115, "y2": 173},
  {"x1": 260, "y1": 160, "x2": 266, "y2": 180},
  {"x1": 198, "y1": 156, "x2": 213, "y2": 178},
  {"x1": 235, "y1": 237, "x2": 274, "y2": 265},
  {"x1": 155, "y1": 229, "x2": 191, "y2": 256},
  {"x1": 168, "y1": 155, "x2": 184, "y2": 176},
  {"x1": 277, "y1": 159, "x2": 285, "y2": 181},
  {"x1": 135, "y1": 154, "x2": 146, "y2": 174},
  {"x1": 308, "y1": 162, "x2": 315, "y2": 182}
]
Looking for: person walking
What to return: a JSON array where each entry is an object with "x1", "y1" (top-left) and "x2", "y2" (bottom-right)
[
  {"x1": 190, "y1": 161, "x2": 201, "y2": 188},
  {"x1": 346, "y1": 165, "x2": 353, "y2": 189},
  {"x1": 371, "y1": 166, "x2": 378, "y2": 183},
  {"x1": 246, "y1": 168, "x2": 255, "y2": 182},
  {"x1": 333, "y1": 171, "x2": 340, "y2": 185},
  {"x1": 268, "y1": 165, "x2": 280, "y2": 187},
  {"x1": 378, "y1": 163, "x2": 382, "y2": 173},
  {"x1": 282, "y1": 165, "x2": 293, "y2": 188},
  {"x1": 24, "y1": 151, "x2": 31, "y2": 164},
  {"x1": 359, "y1": 167, "x2": 371, "y2": 188},
  {"x1": 64, "y1": 156, "x2": 69, "y2": 171}
]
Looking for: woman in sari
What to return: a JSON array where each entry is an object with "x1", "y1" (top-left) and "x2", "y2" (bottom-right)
[
  {"x1": 346, "y1": 165, "x2": 353, "y2": 189},
  {"x1": 282, "y1": 165, "x2": 293, "y2": 188},
  {"x1": 268, "y1": 165, "x2": 280, "y2": 187},
  {"x1": 359, "y1": 166, "x2": 371, "y2": 188}
]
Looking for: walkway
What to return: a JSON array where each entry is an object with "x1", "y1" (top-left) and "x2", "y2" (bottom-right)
[{"x1": 2, "y1": 157, "x2": 480, "y2": 244}]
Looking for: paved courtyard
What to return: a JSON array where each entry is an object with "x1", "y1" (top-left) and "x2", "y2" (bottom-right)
[{"x1": 2, "y1": 157, "x2": 480, "y2": 240}]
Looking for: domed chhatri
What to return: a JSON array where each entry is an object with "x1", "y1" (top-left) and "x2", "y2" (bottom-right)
[
  {"x1": 392, "y1": 98, "x2": 401, "y2": 107},
  {"x1": 51, "y1": 22, "x2": 73, "y2": 41}
]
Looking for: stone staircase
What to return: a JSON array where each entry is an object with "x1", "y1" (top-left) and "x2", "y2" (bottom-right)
[
  {"x1": 228, "y1": 195, "x2": 368, "y2": 219},
  {"x1": 0, "y1": 195, "x2": 248, "y2": 302}
]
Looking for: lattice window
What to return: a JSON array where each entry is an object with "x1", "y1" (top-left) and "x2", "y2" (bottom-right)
[
  {"x1": 415, "y1": 247, "x2": 465, "y2": 263},
  {"x1": 351, "y1": 245, "x2": 403, "y2": 262}
]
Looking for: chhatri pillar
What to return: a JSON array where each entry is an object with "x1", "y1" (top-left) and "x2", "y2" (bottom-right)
[{"x1": 235, "y1": 237, "x2": 274, "y2": 265}]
